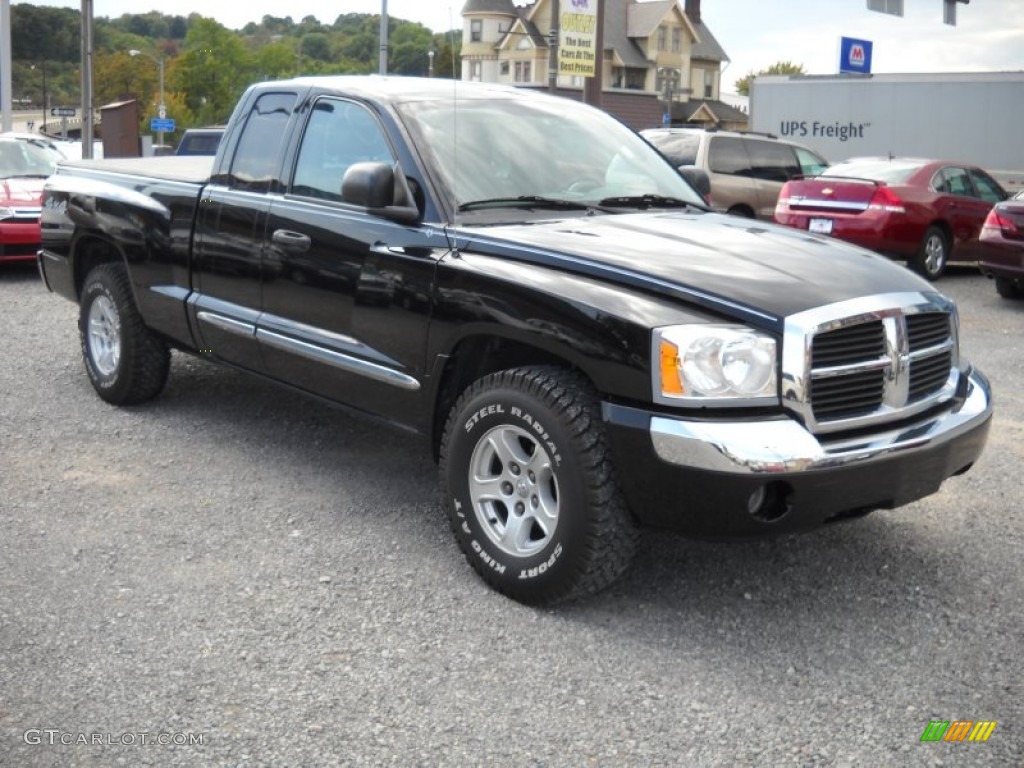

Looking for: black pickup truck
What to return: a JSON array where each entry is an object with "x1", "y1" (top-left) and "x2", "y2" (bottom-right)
[{"x1": 38, "y1": 76, "x2": 992, "y2": 604}]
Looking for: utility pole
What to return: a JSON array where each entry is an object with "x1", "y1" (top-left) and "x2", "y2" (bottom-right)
[
  {"x1": 583, "y1": 0, "x2": 605, "y2": 107},
  {"x1": 1, "y1": 0, "x2": 12, "y2": 133},
  {"x1": 548, "y1": 0, "x2": 559, "y2": 92},
  {"x1": 81, "y1": 0, "x2": 94, "y2": 158},
  {"x1": 379, "y1": 0, "x2": 388, "y2": 75}
]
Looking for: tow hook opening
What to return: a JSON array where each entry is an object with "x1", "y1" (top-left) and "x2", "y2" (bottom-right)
[{"x1": 747, "y1": 481, "x2": 793, "y2": 523}]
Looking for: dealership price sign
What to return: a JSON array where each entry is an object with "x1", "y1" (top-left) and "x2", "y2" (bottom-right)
[{"x1": 558, "y1": 0, "x2": 597, "y2": 77}]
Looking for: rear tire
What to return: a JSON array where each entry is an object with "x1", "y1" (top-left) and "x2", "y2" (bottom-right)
[
  {"x1": 995, "y1": 276, "x2": 1023, "y2": 299},
  {"x1": 439, "y1": 366, "x2": 638, "y2": 604},
  {"x1": 79, "y1": 264, "x2": 170, "y2": 405},
  {"x1": 912, "y1": 226, "x2": 949, "y2": 281}
]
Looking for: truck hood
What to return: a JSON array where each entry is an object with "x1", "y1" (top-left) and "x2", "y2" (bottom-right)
[
  {"x1": 456, "y1": 210, "x2": 933, "y2": 328},
  {"x1": 0, "y1": 177, "x2": 45, "y2": 206}
]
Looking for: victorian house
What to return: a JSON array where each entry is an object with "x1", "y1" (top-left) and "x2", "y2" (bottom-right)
[{"x1": 460, "y1": 0, "x2": 748, "y2": 130}]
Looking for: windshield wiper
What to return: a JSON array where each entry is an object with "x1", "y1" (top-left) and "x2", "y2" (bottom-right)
[
  {"x1": 458, "y1": 195, "x2": 596, "y2": 212},
  {"x1": 597, "y1": 194, "x2": 701, "y2": 210}
]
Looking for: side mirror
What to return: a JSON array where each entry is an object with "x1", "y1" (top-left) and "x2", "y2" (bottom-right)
[
  {"x1": 677, "y1": 165, "x2": 712, "y2": 203},
  {"x1": 341, "y1": 162, "x2": 421, "y2": 224}
]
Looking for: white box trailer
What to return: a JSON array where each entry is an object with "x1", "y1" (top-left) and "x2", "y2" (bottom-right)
[{"x1": 750, "y1": 72, "x2": 1024, "y2": 192}]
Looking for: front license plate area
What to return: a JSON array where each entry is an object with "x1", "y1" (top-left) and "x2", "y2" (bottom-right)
[{"x1": 809, "y1": 218, "x2": 833, "y2": 235}]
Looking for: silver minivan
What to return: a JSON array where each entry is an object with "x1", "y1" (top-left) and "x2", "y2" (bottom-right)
[{"x1": 642, "y1": 128, "x2": 829, "y2": 220}]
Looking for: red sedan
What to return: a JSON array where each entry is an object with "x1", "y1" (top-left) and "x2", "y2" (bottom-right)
[
  {"x1": 0, "y1": 137, "x2": 60, "y2": 264},
  {"x1": 979, "y1": 189, "x2": 1024, "y2": 299},
  {"x1": 774, "y1": 157, "x2": 1008, "y2": 280}
]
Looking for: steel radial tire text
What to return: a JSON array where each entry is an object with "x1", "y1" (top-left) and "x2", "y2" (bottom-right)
[
  {"x1": 913, "y1": 225, "x2": 949, "y2": 281},
  {"x1": 440, "y1": 366, "x2": 638, "y2": 604},
  {"x1": 78, "y1": 264, "x2": 170, "y2": 405}
]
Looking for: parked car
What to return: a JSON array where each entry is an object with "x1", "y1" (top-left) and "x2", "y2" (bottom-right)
[
  {"x1": 979, "y1": 188, "x2": 1024, "y2": 298},
  {"x1": 641, "y1": 127, "x2": 829, "y2": 220},
  {"x1": 175, "y1": 127, "x2": 226, "y2": 156},
  {"x1": 0, "y1": 137, "x2": 61, "y2": 264},
  {"x1": 774, "y1": 157, "x2": 1008, "y2": 280}
]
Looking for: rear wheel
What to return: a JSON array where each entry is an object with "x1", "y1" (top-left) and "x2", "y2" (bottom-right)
[
  {"x1": 995, "y1": 276, "x2": 1024, "y2": 299},
  {"x1": 440, "y1": 366, "x2": 638, "y2": 604},
  {"x1": 79, "y1": 264, "x2": 170, "y2": 404},
  {"x1": 726, "y1": 205, "x2": 755, "y2": 219},
  {"x1": 912, "y1": 226, "x2": 949, "y2": 281}
]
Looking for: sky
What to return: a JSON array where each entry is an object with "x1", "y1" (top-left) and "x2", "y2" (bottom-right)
[{"x1": 21, "y1": 0, "x2": 1024, "y2": 92}]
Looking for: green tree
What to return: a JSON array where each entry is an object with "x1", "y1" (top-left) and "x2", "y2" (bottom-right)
[
  {"x1": 259, "y1": 42, "x2": 299, "y2": 79},
  {"x1": 300, "y1": 33, "x2": 332, "y2": 62},
  {"x1": 734, "y1": 61, "x2": 806, "y2": 96},
  {"x1": 171, "y1": 17, "x2": 258, "y2": 125}
]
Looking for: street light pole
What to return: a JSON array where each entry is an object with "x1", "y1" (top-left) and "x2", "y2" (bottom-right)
[
  {"x1": 39, "y1": 60, "x2": 47, "y2": 134},
  {"x1": 428, "y1": 50, "x2": 435, "y2": 78},
  {"x1": 129, "y1": 49, "x2": 165, "y2": 148}
]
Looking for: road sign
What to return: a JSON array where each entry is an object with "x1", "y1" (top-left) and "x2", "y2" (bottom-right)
[
  {"x1": 150, "y1": 117, "x2": 175, "y2": 132},
  {"x1": 839, "y1": 36, "x2": 873, "y2": 74},
  {"x1": 158, "y1": 105, "x2": 166, "y2": 119},
  {"x1": 51, "y1": 106, "x2": 76, "y2": 117}
]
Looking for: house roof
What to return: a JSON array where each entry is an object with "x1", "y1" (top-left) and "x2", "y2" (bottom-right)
[
  {"x1": 627, "y1": 1, "x2": 675, "y2": 38},
  {"x1": 462, "y1": 0, "x2": 518, "y2": 16},
  {"x1": 690, "y1": 20, "x2": 729, "y2": 63},
  {"x1": 498, "y1": 16, "x2": 548, "y2": 51},
  {"x1": 673, "y1": 98, "x2": 749, "y2": 124}
]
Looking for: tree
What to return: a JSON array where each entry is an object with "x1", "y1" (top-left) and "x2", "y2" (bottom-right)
[
  {"x1": 734, "y1": 61, "x2": 806, "y2": 96},
  {"x1": 170, "y1": 17, "x2": 258, "y2": 125}
]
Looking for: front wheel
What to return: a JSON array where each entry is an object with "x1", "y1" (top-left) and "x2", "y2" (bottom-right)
[
  {"x1": 79, "y1": 264, "x2": 170, "y2": 405},
  {"x1": 439, "y1": 366, "x2": 638, "y2": 604},
  {"x1": 912, "y1": 226, "x2": 949, "y2": 281},
  {"x1": 995, "y1": 276, "x2": 1024, "y2": 299}
]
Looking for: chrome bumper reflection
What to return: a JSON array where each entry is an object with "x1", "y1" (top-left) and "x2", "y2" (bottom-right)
[{"x1": 650, "y1": 367, "x2": 991, "y2": 475}]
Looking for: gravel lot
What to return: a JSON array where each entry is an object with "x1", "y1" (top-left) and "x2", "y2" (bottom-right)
[{"x1": 1, "y1": 261, "x2": 1020, "y2": 767}]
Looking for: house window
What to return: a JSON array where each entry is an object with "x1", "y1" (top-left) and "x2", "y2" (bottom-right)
[
  {"x1": 672, "y1": 28, "x2": 681, "y2": 53},
  {"x1": 514, "y1": 61, "x2": 532, "y2": 83},
  {"x1": 657, "y1": 26, "x2": 667, "y2": 51},
  {"x1": 469, "y1": 61, "x2": 482, "y2": 81},
  {"x1": 500, "y1": 61, "x2": 510, "y2": 76},
  {"x1": 704, "y1": 69, "x2": 714, "y2": 98},
  {"x1": 471, "y1": 19, "x2": 482, "y2": 43}
]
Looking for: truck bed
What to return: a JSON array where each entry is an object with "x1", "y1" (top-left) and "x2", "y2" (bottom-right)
[{"x1": 60, "y1": 154, "x2": 215, "y2": 184}]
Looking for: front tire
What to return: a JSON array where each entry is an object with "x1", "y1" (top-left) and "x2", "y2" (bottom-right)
[
  {"x1": 912, "y1": 226, "x2": 949, "y2": 281},
  {"x1": 79, "y1": 264, "x2": 170, "y2": 405},
  {"x1": 440, "y1": 366, "x2": 638, "y2": 604},
  {"x1": 995, "y1": 276, "x2": 1023, "y2": 299}
]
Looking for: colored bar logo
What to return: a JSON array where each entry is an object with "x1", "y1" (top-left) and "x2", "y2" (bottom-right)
[{"x1": 920, "y1": 720, "x2": 997, "y2": 742}]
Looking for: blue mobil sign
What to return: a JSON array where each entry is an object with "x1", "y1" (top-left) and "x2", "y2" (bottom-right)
[{"x1": 839, "y1": 36, "x2": 873, "y2": 74}]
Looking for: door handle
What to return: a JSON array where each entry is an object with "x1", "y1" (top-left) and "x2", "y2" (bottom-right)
[{"x1": 272, "y1": 229, "x2": 311, "y2": 253}]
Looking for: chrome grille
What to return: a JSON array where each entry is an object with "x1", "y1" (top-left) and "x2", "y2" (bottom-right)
[{"x1": 782, "y1": 293, "x2": 960, "y2": 435}]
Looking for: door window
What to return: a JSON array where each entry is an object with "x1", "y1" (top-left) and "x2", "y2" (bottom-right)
[
  {"x1": 744, "y1": 139, "x2": 799, "y2": 182},
  {"x1": 795, "y1": 147, "x2": 828, "y2": 177},
  {"x1": 968, "y1": 169, "x2": 1006, "y2": 203},
  {"x1": 936, "y1": 167, "x2": 972, "y2": 197},
  {"x1": 291, "y1": 98, "x2": 396, "y2": 202},
  {"x1": 707, "y1": 136, "x2": 751, "y2": 176},
  {"x1": 228, "y1": 92, "x2": 298, "y2": 192}
]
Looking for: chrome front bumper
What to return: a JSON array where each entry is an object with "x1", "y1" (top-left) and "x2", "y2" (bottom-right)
[{"x1": 650, "y1": 366, "x2": 992, "y2": 475}]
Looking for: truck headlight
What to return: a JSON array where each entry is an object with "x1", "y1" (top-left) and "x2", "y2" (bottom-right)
[
  {"x1": 654, "y1": 325, "x2": 778, "y2": 404},
  {"x1": 0, "y1": 206, "x2": 15, "y2": 221}
]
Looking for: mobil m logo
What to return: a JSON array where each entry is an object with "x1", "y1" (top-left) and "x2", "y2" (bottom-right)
[{"x1": 920, "y1": 720, "x2": 997, "y2": 742}]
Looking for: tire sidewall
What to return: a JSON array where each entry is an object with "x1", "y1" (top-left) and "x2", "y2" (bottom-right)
[
  {"x1": 918, "y1": 227, "x2": 949, "y2": 280},
  {"x1": 444, "y1": 379, "x2": 591, "y2": 601},
  {"x1": 79, "y1": 271, "x2": 126, "y2": 396}
]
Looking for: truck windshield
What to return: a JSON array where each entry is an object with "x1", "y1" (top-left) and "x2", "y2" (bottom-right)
[{"x1": 397, "y1": 91, "x2": 705, "y2": 214}]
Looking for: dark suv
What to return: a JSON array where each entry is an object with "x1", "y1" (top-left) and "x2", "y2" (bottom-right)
[{"x1": 642, "y1": 127, "x2": 828, "y2": 220}]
